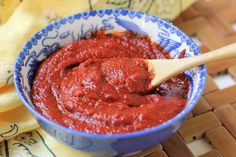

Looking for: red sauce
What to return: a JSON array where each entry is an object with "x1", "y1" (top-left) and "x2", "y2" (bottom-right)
[{"x1": 32, "y1": 31, "x2": 189, "y2": 134}]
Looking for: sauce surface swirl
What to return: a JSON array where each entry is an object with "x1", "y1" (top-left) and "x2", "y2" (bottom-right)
[{"x1": 32, "y1": 31, "x2": 189, "y2": 134}]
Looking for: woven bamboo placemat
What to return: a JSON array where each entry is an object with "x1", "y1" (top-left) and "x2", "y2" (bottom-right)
[{"x1": 133, "y1": 0, "x2": 236, "y2": 157}]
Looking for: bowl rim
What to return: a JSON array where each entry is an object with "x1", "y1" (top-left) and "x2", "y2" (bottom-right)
[{"x1": 14, "y1": 9, "x2": 207, "y2": 139}]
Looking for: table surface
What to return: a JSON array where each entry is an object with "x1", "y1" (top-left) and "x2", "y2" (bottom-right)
[{"x1": 133, "y1": 0, "x2": 236, "y2": 156}]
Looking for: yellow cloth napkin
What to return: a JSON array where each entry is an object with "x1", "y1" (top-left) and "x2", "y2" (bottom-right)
[
  {"x1": 0, "y1": 0, "x2": 195, "y2": 156},
  {"x1": 0, "y1": 0, "x2": 21, "y2": 25}
]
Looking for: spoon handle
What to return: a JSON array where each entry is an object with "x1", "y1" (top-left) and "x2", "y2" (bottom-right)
[
  {"x1": 147, "y1": 43, "x2": 236, "y2": 88},
  {"x1": 182, "y1": 43, "x2": 236, "y2": 68}
]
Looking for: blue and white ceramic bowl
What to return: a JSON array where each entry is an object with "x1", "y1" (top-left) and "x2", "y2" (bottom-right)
[{"x1": 14, "y1": 9, "x2": 206, "y2": 156}]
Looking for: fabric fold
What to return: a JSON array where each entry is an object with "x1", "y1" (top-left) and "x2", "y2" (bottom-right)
[
  {"x1": 0, "y1": 85, "x2": 22, "y2": 112},
  {"x1": 0, "y1": 0, "x2": 21, "y2": 25}
]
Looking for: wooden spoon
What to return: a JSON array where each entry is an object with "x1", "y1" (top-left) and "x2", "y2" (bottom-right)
[{"x1": 146, "y1": 43, "x2": 236, "y2": 89}]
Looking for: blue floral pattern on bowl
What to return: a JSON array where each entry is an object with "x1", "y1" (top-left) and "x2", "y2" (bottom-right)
[{"x1": 14, "y1": 9, "x2": 206, "y2": 156}]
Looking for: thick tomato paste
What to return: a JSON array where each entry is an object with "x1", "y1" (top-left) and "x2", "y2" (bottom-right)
[{"x1": 32, "y1": 31, "x2": 189, "y2": 134}]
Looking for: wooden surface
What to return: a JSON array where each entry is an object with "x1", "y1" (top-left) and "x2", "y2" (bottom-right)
[{"x1": 133, "y1": 0, "x2": 236, "y2": 156}]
